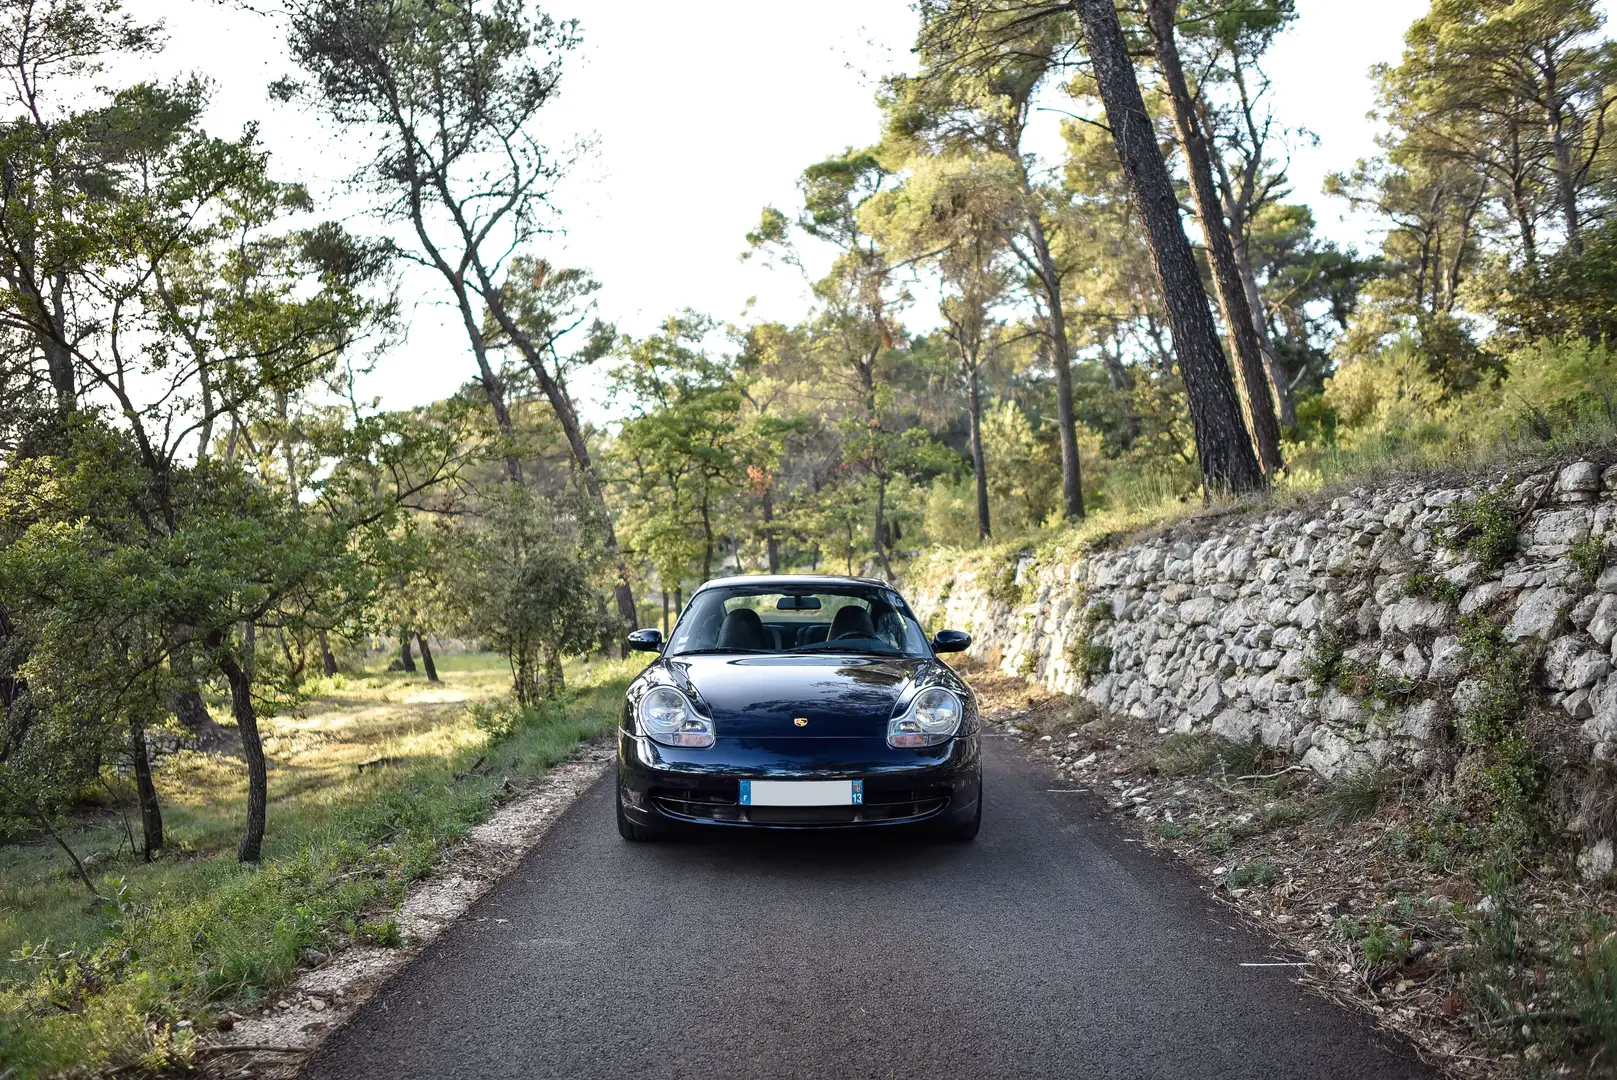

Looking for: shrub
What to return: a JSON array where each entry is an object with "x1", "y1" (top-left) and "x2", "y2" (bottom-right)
[
  {"x1": 1439, "y1": 489, "x2": 1519, "y2": 570},
  {"x1": 1456, "y1": 616, "x2": 1541, "y2": 819},
  {"x1": 1225, "y1": 859, "x2": 1279, "y2": 888},
  {"x1": 1403, "y1": 571, "x2": 1466, "y2": 605},
  {"x1": 1301, "y1": 635, "x2": 1347, "y2": 690},
  {"x1": 1321, "y1": 766, "x2": 1397, "y2": 824},
  {"x1": 1571, "y1": 535, "x2": 1609, "y2": 583}
]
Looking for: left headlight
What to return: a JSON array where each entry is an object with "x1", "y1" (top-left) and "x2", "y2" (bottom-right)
[
  {"x1": 888, "y1": 686, "x2": 963, "y2": 748},
  {"x1": 638, "y1": 686, "x2": 714, "y2": 748}
]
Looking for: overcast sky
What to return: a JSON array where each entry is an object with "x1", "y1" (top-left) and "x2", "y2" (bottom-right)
[{"x1": 142, "y1": 0, "x2": 1582, "y2": 419}]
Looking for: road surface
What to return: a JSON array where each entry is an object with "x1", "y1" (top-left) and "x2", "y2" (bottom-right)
[{"x1": 302, "y1": 737, "x2": 1433, "y2": 1080}]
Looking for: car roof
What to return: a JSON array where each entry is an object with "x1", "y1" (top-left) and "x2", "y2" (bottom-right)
[{"x1": 691, "y1": 574, "x2": 894, "y2": 594}]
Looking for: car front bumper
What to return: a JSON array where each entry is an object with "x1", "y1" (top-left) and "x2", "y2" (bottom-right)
[{"x1": 617, "y1": 731, "x2": 981, "y2": 831}]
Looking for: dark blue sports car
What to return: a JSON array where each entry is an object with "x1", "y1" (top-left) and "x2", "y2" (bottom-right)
[{"x1": 616, "y1": 575, "x2": 982, "y2": 840}]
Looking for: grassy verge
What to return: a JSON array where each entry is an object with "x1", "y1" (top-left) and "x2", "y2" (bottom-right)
[{"x1": 0, "y1": 652, "x2": 637, "y2": 1079}]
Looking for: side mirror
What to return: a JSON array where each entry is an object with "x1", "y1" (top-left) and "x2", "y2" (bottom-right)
[
  {"x1": 627, "y1": 628, "x2": 664, "y2": 653},
  {"x1": 932, "y1": 629, "x2": 971, "y2": 653}
]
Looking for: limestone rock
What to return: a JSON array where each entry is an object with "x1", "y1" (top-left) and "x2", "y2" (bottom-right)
[
  {"x1": 1545, "y1": 635, "x2": 1610, "y2": 691},
  {"x1": 1506, "y1": 586, "x2": 1574, "y2": 643}
]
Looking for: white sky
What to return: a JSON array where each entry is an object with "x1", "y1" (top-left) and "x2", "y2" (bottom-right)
[{"x1": 141, "y1": 0, "x2": 1586, "y2": 420}]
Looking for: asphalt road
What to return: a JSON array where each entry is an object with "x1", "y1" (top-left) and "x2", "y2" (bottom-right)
[{"x1": 303, "y1": 737, "x2": 1434, "y2": 1080}]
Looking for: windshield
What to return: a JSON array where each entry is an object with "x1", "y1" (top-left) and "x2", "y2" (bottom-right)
[{"x1": 664, "y1": 584, "x2": 932, "y2": 658}]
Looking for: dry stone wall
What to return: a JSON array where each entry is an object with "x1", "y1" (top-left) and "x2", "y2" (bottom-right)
[{"x1": 911, "y1": 457, "x2": 1617, "y2": 780}]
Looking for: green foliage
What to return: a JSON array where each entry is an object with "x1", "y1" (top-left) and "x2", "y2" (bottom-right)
[
  {"x1": 1225, "y1": 859, "x2": 1279, "y2": 888},
  {"x1": 0, "y1": 665, "x2": 630, "y2": 1079},
  {"x1": 1403, "y1": 572, "x2": 1466, "y2": 605},
  {"x1": 446, "y1": 485, "x2": 617, "y2": 708},
  {"x1": 1456, "y1": 615, "x2": 1542, "y2": 820},
  {"x1": 1439, "y1": 489, "x2": 1519, "y2": 571},
  {"x1": 1338, "y1": 658, "x2": 1416, "y2": 707},
  {"x1": 1300, "y1": 635, "x2": 1347, "y2": 690},
  {"x1": 1147, "y1": 734, "x2": 1268, "y2": 779},
  {"x1": 1571, "y1": 534, "x2": 1610, "y2": 582},
  {"x1": 1320, "y1": 766, "x2": 1397, "y2": 825}
]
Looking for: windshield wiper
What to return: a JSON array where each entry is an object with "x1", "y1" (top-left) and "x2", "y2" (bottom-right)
[{"x1": 667, "y1": 647, "x2": 772, "y2": 656}]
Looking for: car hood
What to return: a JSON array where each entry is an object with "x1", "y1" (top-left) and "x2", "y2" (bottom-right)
[{"x1": 661, "y1": 654, "x2": 932, "y2": 738}]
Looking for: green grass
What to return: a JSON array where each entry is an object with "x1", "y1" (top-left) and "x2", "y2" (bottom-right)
[
  {"x1": 1320, "y1": 766, "x2": 1398, "y2": 825},
  {"x1": 0, "y1": 652, "x2": 638, "y2": 1079}
]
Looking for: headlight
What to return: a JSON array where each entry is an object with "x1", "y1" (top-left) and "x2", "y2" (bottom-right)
[
  {"x1": 888, "y1": 686, "x2": 963, "y2": 748},
  {"x1": 638, "y1": 686, "x2": 714, "y2": 748}
]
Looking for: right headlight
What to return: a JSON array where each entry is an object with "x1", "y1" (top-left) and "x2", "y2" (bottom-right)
[
  {"x1": 638, "y1": 686, "x2": 714, "y2": 748},
  {"x1": 887, "y1": 686, "x2": 963, "y2": 748}
]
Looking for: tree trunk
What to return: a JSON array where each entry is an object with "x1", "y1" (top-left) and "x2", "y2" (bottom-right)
[
  {"x1": 514, "y1": 643, "x2": 538, "y2": 708},
  {"x1": 218, "y1": 646, "x2": 267, "y2": 864},
  {"x1": 478, "y1": 296, "x2": 639, "y2": 633},
  {"x1": 0, "y1": 598, "x2": 29, "y2": 754},
  {"x1": 399, "y1": 633, "x2": 416, "y2": 673},
  {"x1": 1543, "y1": 68, "x2": 1583, "y2": 255},
  {"x1": 128, "y1": 720, "x2": 163, "y2": 860},
  {"x1": 661, "y1": 588, "x2": 670, "y2": 636},
  {"x1": 701, "y1": 502, "x2": 714, "y2": 582},
  {"x1": 416, "y1": 633, "x2": 440, "y2": 683},
  {"x1": 674, "y1": 585, "x2": 683, "y2": 619},
  {"x1": 967, "y1": 361, "x2": 991, "y2": 540},
  {"x1": 174, "y1": 689, "x2": 210, "y2": 733},
  {"x1": 761, "y1": 486, "x2": 780, "y2": 573},
  {"x1": 873, "y1": 473, "x2": 895, "y2": 580},
  {"x1": 1232, "y1": 250, "x2": 1297, "y2": 427},
  {"x1": 318, "y1": 629, "x2": 338, "y2": 677},
  {"x1": 1021, "y1": 200, "x2": 1085, "y2": 519},
  {"x1": 1074, "y1": 0, "x2": 1267, "y2": 497},
  {"x1": 541, "y1": 645, "x2": 564, "y2": 701},
  {"x1": 1148, "y1": 0, "x2": 1283, "y2": 475}
]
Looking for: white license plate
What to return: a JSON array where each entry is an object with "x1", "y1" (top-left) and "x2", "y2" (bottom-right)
[{"x1": 739, "y1": 779, "x2": 863, "y2": 807}]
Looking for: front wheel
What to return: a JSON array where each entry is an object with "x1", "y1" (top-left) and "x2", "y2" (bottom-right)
[{"x1": 616, "y1": 775, "x2": 663, "y2": 842}]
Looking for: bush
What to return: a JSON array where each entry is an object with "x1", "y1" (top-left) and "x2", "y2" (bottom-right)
[
  {"x1": 1439, "y1": 489, "x2": 1519, "y2": 571},
  {"x1": 1321, "y1": 766, "x2": 1397, "y2": 824}
]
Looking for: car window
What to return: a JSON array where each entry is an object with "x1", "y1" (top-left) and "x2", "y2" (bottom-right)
[{"x1": 665, "y1": 586, "x2": 930, "y2": 657}]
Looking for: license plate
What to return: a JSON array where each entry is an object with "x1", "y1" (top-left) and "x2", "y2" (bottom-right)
[{"x1": 739, "y1": 779, "x2": 863, "y2": 806}]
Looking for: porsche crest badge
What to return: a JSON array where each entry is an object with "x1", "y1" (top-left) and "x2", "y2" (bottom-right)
[{"x1": 793, "y1": 717, "x2": 808, "y2": 727}]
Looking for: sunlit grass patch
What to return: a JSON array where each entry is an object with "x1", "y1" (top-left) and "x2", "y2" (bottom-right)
[{"x1": 0, "y1": 653, "x2": 634, "y2": 1080}]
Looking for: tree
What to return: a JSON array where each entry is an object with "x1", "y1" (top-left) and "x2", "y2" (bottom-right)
[
  {"x1": 749, "y1": 149, "x2": 922, "y2": 575},
  {"x1": 609, "y1": 314, "x2": 748, "y2": 588},
  {"x1": 449, "y1": 484, "x2": 614, "y2": 705},
  {"x1": 284, "y1": 0, "x2": 639, "y2": 634},
  {"x1": 1384, "y1": 0, "x2": 1615, "y2": 258},
  {"x1": 870, "y1": 153, "x2": 1016, "y2": 539},
  {"x1": 1071, "y1": 0, "x2": 1267, "y2": 495},
  {"x1": 892, "y1": 22, "x2": 1089, "y2": 518},
  {"x1": 1145, "y1": 0, "x2": 1284, "y2": 473}
]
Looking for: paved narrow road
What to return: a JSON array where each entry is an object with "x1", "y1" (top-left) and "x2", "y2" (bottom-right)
[{"x1": 304, "y1": 738, "x2": 1433, "y2": 1080}]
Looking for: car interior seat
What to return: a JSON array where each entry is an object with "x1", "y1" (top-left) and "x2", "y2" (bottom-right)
[
  {"x1": 716, "y1": 608, "x2": 770, "y2": 650},
  {"x1": 828, "y1": 605, "x2": 876, "y2": 640}
]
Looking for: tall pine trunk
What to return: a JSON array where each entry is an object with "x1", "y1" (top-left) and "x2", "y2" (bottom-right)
[
  {"x1": 967, "y1": 361, "x2": 990, "y2": 540},
  {"x1": 1148, "y1": 0, "x2": 1283, "y2": 475},
  {"x1": 1074, "y1": 0, "x2": 1266, "y2": 497},
  {"x1": 416, "y1": 633, "x2": 440, "y2": 683},
  {"x1": 128, "y1": 720, "x2": 163, "y2": 860},
  {"x1": 1021, "y1": 202, "x2": 1084, "y2": 519}
]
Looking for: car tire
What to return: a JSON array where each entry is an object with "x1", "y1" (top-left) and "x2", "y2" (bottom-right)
[
  {"x1": 616, "y1": 776, "x2": 662, "y2": 842},
  {"x1": 942, "y1": 780, "x2": 983, "y2": 841}
]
